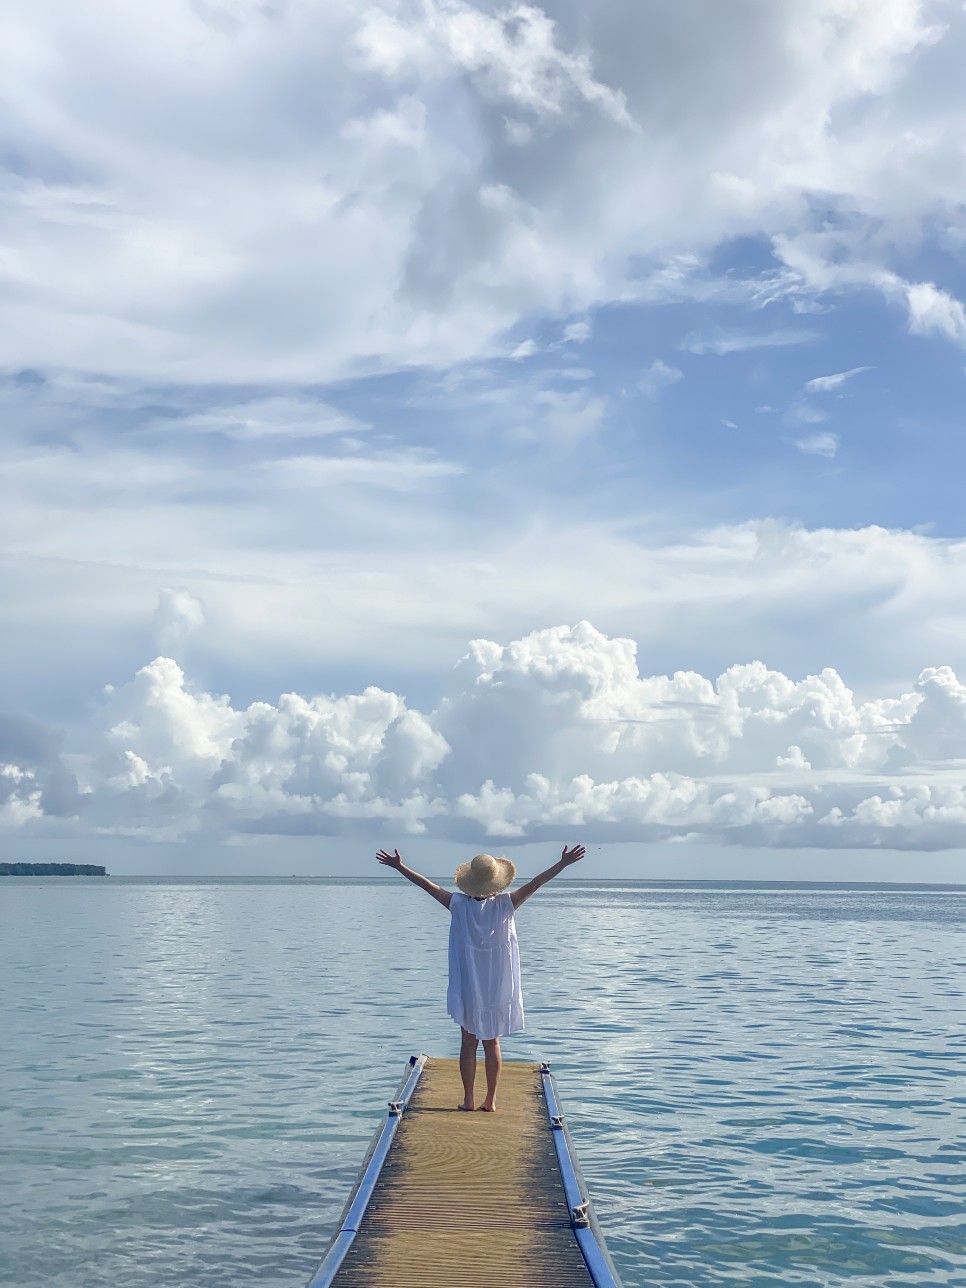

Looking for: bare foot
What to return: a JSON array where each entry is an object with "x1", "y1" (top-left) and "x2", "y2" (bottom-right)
[
  {"x1": 477, "y1": 1102, "x2": 496, "y2": 1112},
  {"x1": 457, "y1": 1101, "x2": 475, "y2": 1111}
]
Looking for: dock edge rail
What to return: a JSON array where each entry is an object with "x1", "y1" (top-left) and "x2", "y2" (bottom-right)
[
  {"x1": 305, "y1": 1054, "x2": 427, "y2": 1288},
  {"x1": 540, "y1": 1061, "x2": 624, "y2": 1288}
]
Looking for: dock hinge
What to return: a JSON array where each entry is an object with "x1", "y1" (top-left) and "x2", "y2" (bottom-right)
[
  {"x1": 387, "y1": 1101, "x2": 403, "y2": 1117},
  {"x1": 551, "y1": 1113, "x2": 564, "y2": 1129},
  {"x1": 571, "y1": 1201, "x2": 590, "y2": 1228}
]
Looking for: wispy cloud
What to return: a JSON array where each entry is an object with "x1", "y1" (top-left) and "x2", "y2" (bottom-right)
[
  {"x1": 533, "y1": 389, "x2": 608, "y2": 439},
  {"x1": 172, "y1": 397, "x2": 368, "y2": 440},
  {"x1": 681, "y1": 330, "x2": 817, "y2": 356},
  {"x1": 639, "y1": 359, "x2": 683, "y2": 397},
  {"x1": 805, "y1": 366, "x2": 872, "y2": 393},
  {"x1": 562, "y1": 321, "x2": 591, "y2": 344},
  {"x1": 509, "y1": 339, "x2": 537, "y2": 360},
  {"x1": 786, "y1": 403, "x2": 828, "y2": 425}
]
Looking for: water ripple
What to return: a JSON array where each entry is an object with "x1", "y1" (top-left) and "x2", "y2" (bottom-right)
[{"x1": 1, "y1": 878, "x2": 964, "y2": 1287}]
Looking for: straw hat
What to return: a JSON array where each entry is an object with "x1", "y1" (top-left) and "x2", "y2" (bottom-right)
[{"x1": 454, "y1": 853, "x2": 517, "y2": 897}]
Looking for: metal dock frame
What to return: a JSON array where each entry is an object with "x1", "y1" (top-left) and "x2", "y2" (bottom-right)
[
  {"x1": 540, "y1": 1061, "x2": 622, "y2": 1288},
  {"x1": 306, "y1": 1054, "x2": 427, "y2": 1288},
  {"x1": 306, "y1": 1054, "x2": 623, "y2": 1288}
]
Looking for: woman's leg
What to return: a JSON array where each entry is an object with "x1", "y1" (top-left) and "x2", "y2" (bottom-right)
[
  {"x1": 458, "y1": 1027, "x2": 478, "y2": 1110},
  {"x1": 479, "y1": 1037, "x2": 502, "y2": 1111}
]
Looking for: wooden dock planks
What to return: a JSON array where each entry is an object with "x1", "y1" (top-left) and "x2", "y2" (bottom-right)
[{"x1": 321, "y1": 1058, "x2": 599, "y2": 1288}]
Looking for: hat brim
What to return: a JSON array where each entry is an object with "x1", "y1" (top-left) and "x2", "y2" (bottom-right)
[{"x1": 454, "y1": 856, "x2": 516, "y2": 897}]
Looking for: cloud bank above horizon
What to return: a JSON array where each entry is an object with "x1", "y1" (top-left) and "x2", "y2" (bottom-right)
[{"x1": 6, "y1": 619, "x2": 966, "y2": 853}]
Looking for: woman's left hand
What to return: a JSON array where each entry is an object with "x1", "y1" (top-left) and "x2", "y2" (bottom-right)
[{"x1": 376, "y1": 848, "x2": 403, "y2": 869}]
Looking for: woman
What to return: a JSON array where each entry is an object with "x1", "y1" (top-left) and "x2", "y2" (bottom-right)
[{"x1": 375, "y1": 844, "x2": 585, "y2": 1111}]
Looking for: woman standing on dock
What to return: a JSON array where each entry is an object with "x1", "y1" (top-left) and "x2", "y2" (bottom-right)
[{"x1": 375, "y1": 845, "x2": 585, "y2": 1111}]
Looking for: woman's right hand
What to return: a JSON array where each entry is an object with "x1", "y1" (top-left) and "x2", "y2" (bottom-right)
[
  {"x1": 376, "y1": 848, "x2": 403, "y2": 869},
  {"x1": 560, "y1": 844, "x2": 585, "y2": 866}
]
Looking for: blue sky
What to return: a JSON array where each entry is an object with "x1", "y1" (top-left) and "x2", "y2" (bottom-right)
[{"x1": 4, "y1": 0, "x2": 966, "y2": 878}]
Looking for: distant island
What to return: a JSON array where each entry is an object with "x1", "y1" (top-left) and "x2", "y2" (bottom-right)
[{"x1": 0, "y1": 862, "x2": 107, "y2": 876}]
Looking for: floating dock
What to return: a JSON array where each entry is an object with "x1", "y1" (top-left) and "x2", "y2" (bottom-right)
[{"x1": 307, "y1": 1055, "x2": 622, "y2": 1288}]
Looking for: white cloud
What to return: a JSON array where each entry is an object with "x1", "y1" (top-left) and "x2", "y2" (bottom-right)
[
  {"x1": 805, "y1": 366, "x2": 872, "y2": 393},
  {"x1": 0, "y1": 764, "x2": 44, "y2": 830},
  {"x1": 532, "y1": 387, "x2": 608, "y2": 438},
  {"x1": 562, "y1": 320, "x2": 591, "y2": 344},
  {"x1": 172, "y1": 397, "x2": 368, "y2": 440},
  {"x1": 11, "y1": 622, "x2": 966, "y2": 851},
  {"x1": 774, "y1": 238, "x2": 966, "y2": 350},
  {"x1": 11, "y1": 470, "x2": 966, "y2": 720},
  {"x1": 795, "y1": 432, "x2": 839, "y2": 457},
  {"x1": 153, "y1": 589, "x2": 205, "y2": 653},
  {"x1": 638, "y1": 358, "x2": 682, "y2": 397},
  {"x1": 905, "y1": 280, "x2": 966, "y2": 346},
  {"x1": 787, "y1": 403, "x2": 828, "y2": 425},
  {"x1": 7, "y1": 3, "x2": 966, "y2": 873},
  {"x1": 0, "y1": 715, "x2": 79, "y2": 827},
  {"x1": 1, "y1": 0, "x2": 959, "y2": 382},
  {"x1": 355, "y1": 2, "x2": 636, "y2": 126},
  {"x1": 510, "y1": 338, "x2": 537, "y2": 360},
  {"x1": 681, "y1": 330, "x2": 817, "y2": 356}
]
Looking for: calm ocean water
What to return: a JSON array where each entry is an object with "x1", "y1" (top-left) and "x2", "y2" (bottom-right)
[{"x1": 1, "y1": 877, "x2": 964, "y2": 1287}]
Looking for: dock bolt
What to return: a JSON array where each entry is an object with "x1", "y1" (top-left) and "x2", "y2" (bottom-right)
[
  {"x1": 388, "y1": 1101, "x2": 403, "y2": 1117},
  {"x1": 551, "y1": 1113, "x2": 565, "y2": 1128}
]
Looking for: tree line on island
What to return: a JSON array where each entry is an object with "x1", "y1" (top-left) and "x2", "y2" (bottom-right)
[{"x1": 0, "y1": 863, "x2": 108, "y2": 876}]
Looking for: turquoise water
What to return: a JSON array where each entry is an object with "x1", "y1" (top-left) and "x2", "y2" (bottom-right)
[{"x1": 1, "y1": 877, "x2": 965, "y2": 1287}]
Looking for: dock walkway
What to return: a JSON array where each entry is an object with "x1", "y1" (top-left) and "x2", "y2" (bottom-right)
[{"x1": 307, "y1": 1055, "x2": 621, "y2": 1288}]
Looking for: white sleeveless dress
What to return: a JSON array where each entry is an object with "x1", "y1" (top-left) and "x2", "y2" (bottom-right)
[{"x1": 447, "y1": 892, "x2": 525, "y2": 1040}]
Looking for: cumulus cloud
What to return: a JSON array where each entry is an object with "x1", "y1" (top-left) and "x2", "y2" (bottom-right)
[
  {"x1": 9, "y1": 622, "x2": 966, "y2": 852},
  {"x1": 0, "y1": 714, "x2": 80, "y2": 828}
]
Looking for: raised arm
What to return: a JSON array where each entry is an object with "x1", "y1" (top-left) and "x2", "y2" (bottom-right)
[
  {"x1": 376, "y1": 849, "x2": 452, "y2": 910},
  {"x1": 510, "y1": 844, "x2": 585, "y2": 910}
]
